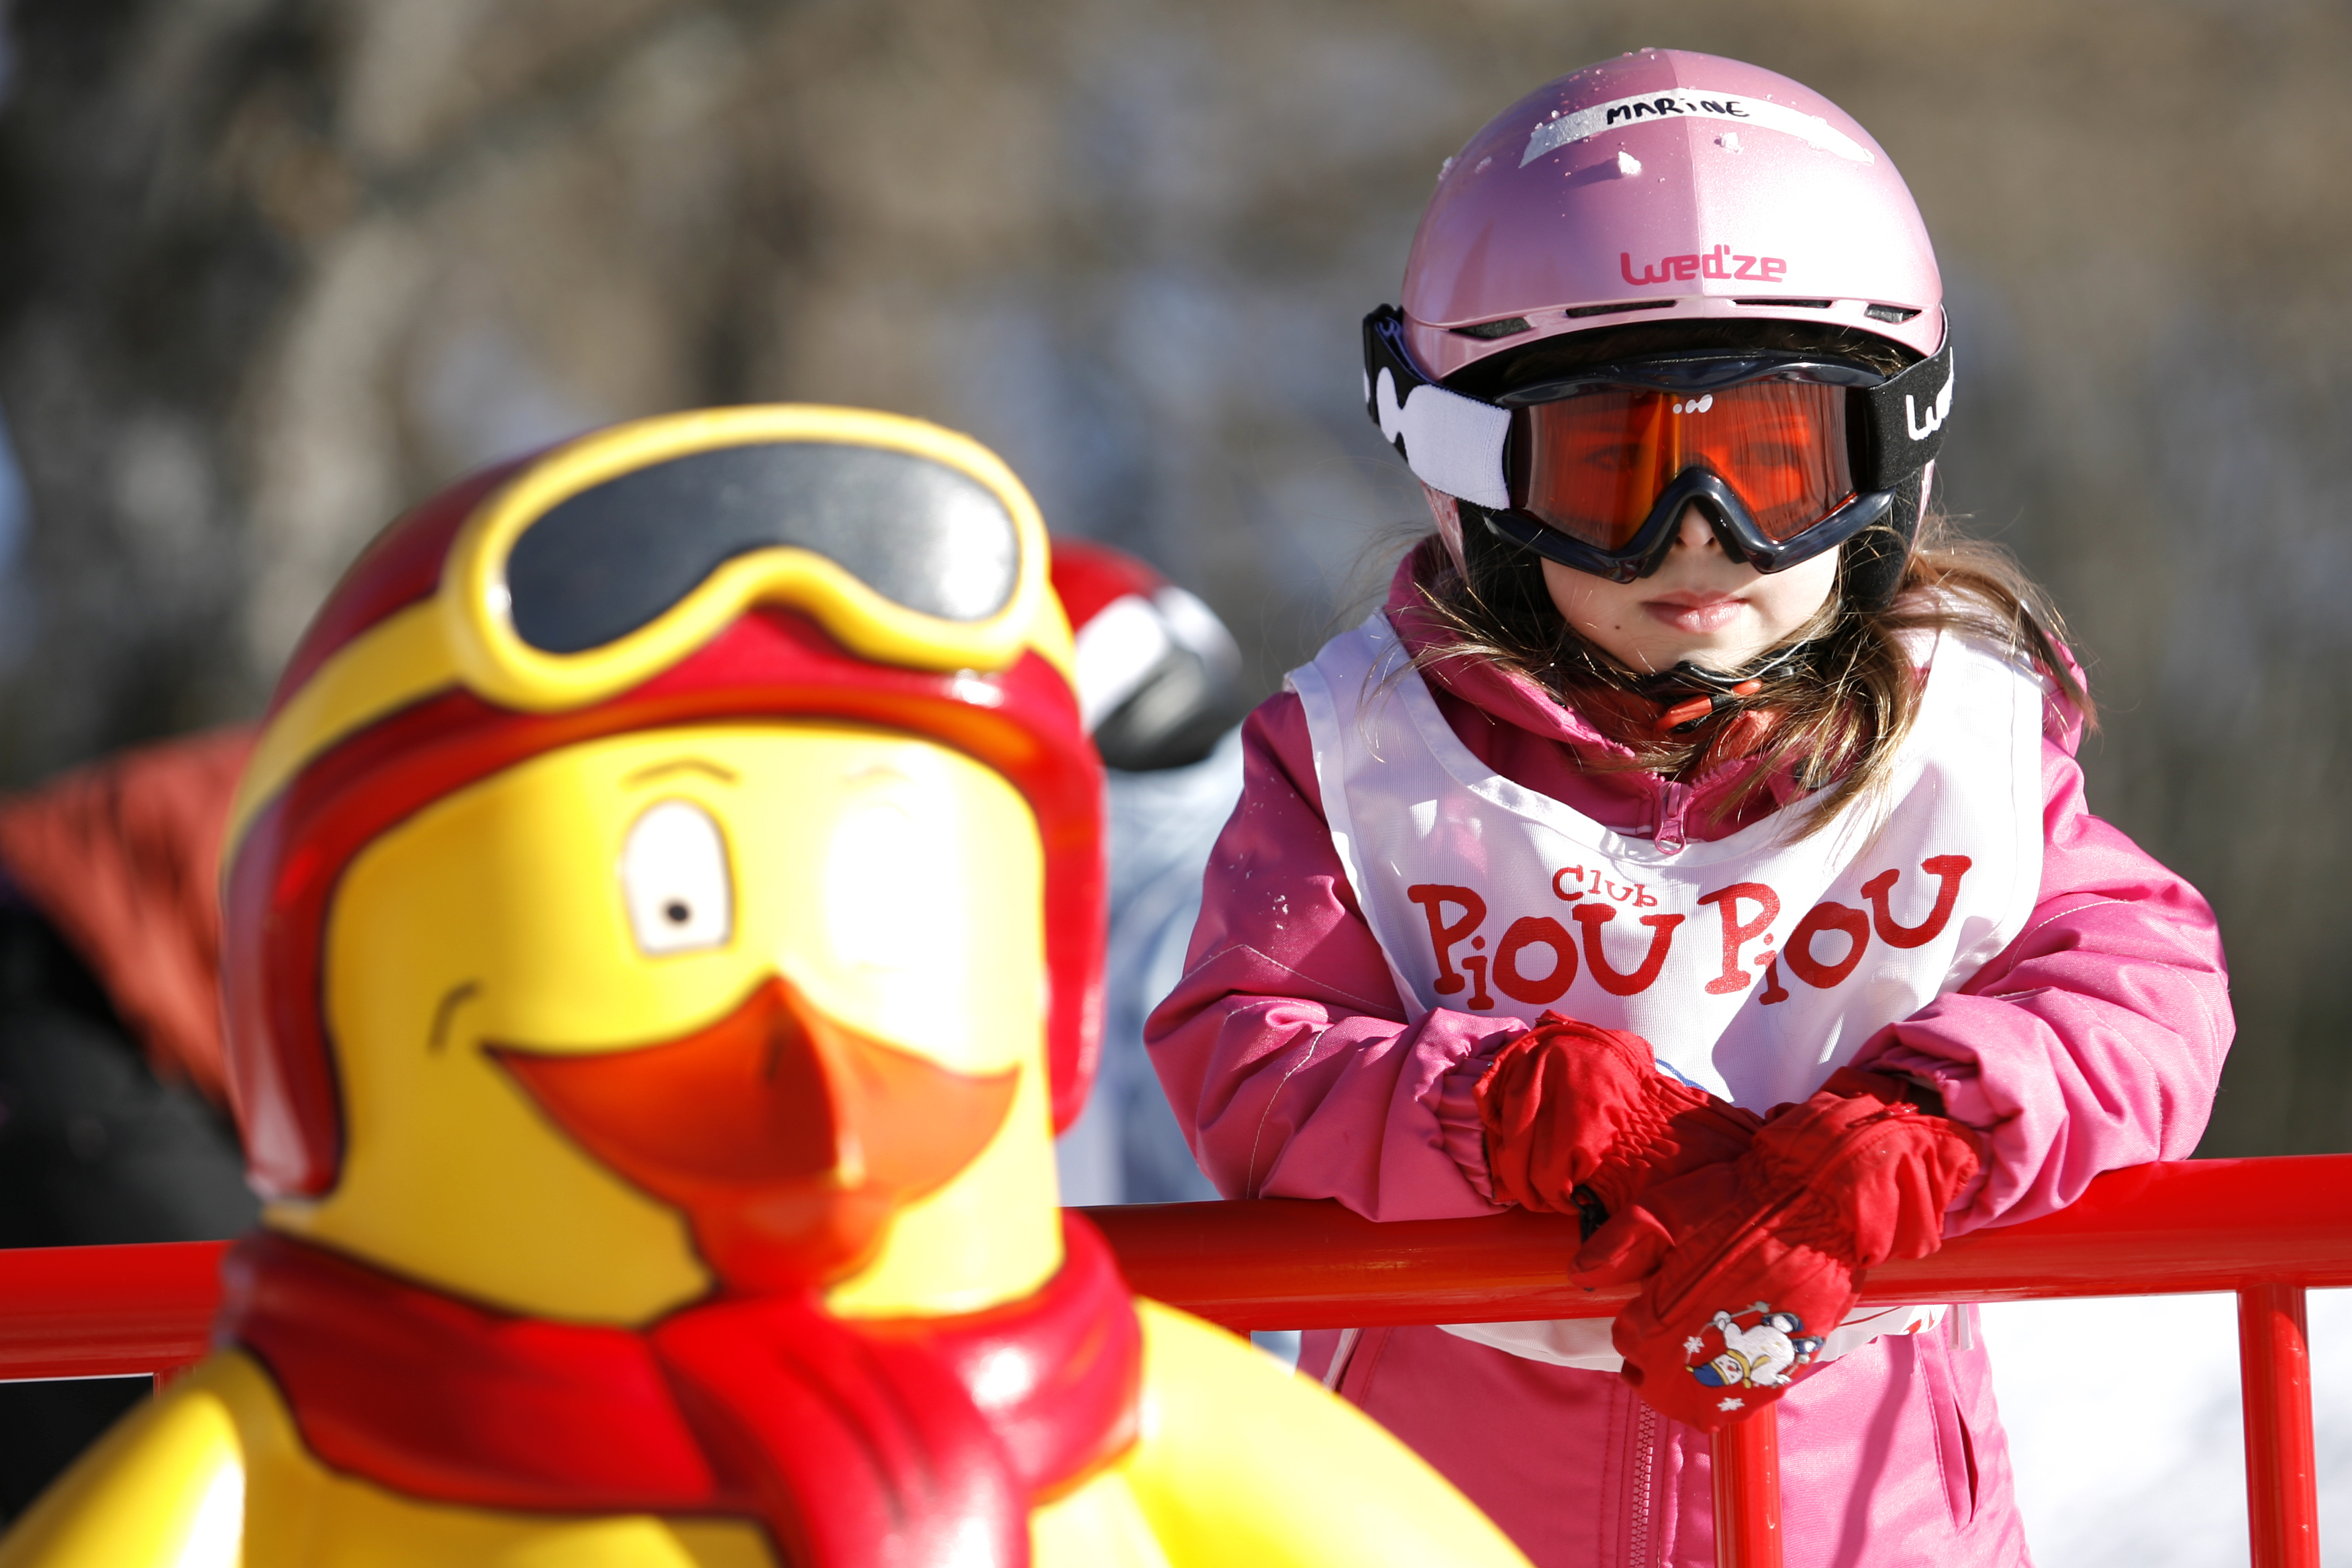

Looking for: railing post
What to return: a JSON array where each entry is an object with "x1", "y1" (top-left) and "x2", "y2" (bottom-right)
[
  {"x1": 1710, "y1": 1404, "x2": 1782, "y2": 1568},
  {"x1": 2237, "y1": 1282, "x2": 2319, "y2": 1568}
]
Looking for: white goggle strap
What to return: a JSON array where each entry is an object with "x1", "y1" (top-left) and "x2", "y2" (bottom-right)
[{"x1": 1363, "y1": 365, "x2": 1511, "y2": 512}]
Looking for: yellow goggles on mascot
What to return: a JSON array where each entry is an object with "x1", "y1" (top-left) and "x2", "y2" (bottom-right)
[{"x1": 232, "y1": 405, "x2": 1073, "y2": 850}]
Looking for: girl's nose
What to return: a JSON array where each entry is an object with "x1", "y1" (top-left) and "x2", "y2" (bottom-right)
[{"x1": 1672, "y1": 503, "x2": 1722, "y2": 553}]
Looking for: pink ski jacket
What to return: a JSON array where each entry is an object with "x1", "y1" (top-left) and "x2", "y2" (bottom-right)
[{"x1": 1146, "y1": 544, "x2": 2232, "y2": 1568}]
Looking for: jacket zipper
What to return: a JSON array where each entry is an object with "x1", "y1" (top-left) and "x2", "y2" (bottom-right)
[
  {"x1": 1321, "y1": 1326, "x2": 1363, "y2": 1391},
  {"x1": 1653, "y1": 781, "x2": 1692, "y2": 853},
  {"x1": 1627, "y1": 1404, "x2": 1658, "y2": 1568}
]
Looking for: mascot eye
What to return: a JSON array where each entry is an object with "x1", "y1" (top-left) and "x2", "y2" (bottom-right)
[{"x1": 619, "y1": 799, "x2": 734, "y2": 955}]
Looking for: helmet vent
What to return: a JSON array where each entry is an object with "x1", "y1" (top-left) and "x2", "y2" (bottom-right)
[
  {"x1": 1451, "y1": 316, "x2": 1535, "y2": 340},
  {"x1": 1864, "y1": 303, "x2": 1922, "y2": 324},
  {"x1": 1734, "y1": 298, "x2": 1832, "y2": 309},
  {"x1": 1562, "y1": 299, "x2": 1677, "y2": 320}
]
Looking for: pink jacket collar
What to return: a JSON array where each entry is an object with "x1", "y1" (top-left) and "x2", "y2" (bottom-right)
[{"x1": 1379, "y1": 543, "x2": 1807, "y2": 837}]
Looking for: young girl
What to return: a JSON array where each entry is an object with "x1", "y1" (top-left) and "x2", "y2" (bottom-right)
[{"x1": 1146, "y1": 50, "x2": 2230, "y2": 1568}]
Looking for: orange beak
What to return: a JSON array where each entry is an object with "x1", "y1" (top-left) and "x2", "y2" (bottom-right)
[{"x1": 493, "y1": 977, "x2": 1018, "y2": 1293}]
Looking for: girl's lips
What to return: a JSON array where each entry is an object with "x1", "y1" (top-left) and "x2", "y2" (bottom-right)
[{"x1": 1642, "y1": 592, "x2": 1746, "y2": 634}]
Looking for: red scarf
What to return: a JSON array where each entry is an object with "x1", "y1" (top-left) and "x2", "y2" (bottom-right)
[{"x1": 218, "y1": 1218, "x2": 1141, "y2": 1567}]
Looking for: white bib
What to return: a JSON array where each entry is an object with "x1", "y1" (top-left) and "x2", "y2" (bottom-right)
[
  {"x1": 1287, "y1": 614, "x2": 2045, "y2": 1371},
  {"x1": 1288, "y1": 614, "x2": 2043, "y2": 1106}
]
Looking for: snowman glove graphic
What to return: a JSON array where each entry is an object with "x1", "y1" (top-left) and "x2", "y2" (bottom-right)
[{"x1": 1576, "y1": 1068, "x2": 1981, "y2": 1430}]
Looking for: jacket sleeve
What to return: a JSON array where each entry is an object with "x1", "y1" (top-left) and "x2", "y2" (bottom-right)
[
  {"x1": 1854, "y1": 738, "x2": 2233, "y2": 1234},
  {"x1": 1144, "y1": 693, "x2": 1512, "y2": 1220}
]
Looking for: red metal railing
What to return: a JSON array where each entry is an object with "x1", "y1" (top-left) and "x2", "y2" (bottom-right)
[
  {"x1": 1088, "y1": 1153, "x2": 2352, "y2": 1568},
  {"x1": 0, "y1": 1154, "x2": 2343, "y2": 1566}
]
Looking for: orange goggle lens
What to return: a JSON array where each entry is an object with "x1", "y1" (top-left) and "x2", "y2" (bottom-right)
[{"x1": 1514, "y1": 380, "x2": 1855, "y2": 550}]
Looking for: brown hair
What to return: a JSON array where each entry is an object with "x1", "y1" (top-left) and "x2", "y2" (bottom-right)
[{"x1": 1409, "y1": 509, "x2": 2092, "y2": 839}]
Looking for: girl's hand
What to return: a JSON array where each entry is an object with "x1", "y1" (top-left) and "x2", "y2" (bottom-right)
[
  {"x1": 1473, "y1": 1013, "x2": 1759, "y2": 1230},
  {"x1": 1594, "y1": 1069, "x2": 1981, "y2": 1432}
]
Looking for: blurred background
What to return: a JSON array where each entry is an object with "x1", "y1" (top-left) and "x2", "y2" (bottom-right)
[
  {"x1": 1, "y1": 0, "x2": 2351, "y2": 1557},
  {"x1": 4, "y1": 0, "x2": 2350, "y2": 1158}
]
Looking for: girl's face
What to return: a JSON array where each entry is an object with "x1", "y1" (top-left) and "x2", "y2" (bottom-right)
[{"x1": 1541, "y1": 504, "x2": 1839, "y2": 675}]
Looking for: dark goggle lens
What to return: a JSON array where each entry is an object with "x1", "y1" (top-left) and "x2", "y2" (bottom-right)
[
  {"x1": 505, "y1": 442, "x2": 1020, "y2": 655},
  {"x1": 1512, "y1": 381, "x2": 1855, "y2": 552}
]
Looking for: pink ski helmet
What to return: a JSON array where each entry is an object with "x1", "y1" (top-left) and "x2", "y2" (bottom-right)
[{"x1": 1365, "y1": 50, "x2": 1953, "y2": 607}]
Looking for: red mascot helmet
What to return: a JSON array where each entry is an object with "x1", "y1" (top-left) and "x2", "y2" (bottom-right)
[{"x1": 221, "y1": 407, "x2": 1106, "y2": 1198}]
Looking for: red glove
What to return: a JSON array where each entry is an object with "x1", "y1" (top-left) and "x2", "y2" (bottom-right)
[
  {"x1": 1580, "y1": 1069, "x2": 1981, "y2": 1432},
  {"x1": 1474, "y1": 1012, "x2": 1761, "y2": 1228}
]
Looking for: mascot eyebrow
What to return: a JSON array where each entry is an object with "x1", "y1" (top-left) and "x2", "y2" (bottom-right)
[{"x1": 624, "y1": 759, "x2": 740, "y2": 787}]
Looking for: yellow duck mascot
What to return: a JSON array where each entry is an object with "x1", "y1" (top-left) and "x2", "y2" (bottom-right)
[{"x1": 0, "y1": 407, "x2": 1530, "y2": 1568}]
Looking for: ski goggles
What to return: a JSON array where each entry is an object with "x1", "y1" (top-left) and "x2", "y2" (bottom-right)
[
  {"x1": 1363, "y1": 305, "x2": 1953, "y2": 583},
  {"x1": 442, "y1": 405, "x2": 1060, "y2": 712},
  {"x1": 232, "y1": 406, "x2": 1069, "y2": 840}
]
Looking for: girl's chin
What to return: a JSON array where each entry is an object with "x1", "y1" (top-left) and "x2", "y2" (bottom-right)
[{"x1": 1610, "y1": 626, "x2": 1773, "y2": 674}]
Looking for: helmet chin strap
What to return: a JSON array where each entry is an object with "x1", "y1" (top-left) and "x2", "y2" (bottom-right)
[{"x1": 1629, "y1": 639, "x2": 1814, "y2": 736}]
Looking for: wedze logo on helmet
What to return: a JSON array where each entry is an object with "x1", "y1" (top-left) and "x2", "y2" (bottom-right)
[{"x1": 1622, "y1": 243, "x2": 1790, "y2": 288}]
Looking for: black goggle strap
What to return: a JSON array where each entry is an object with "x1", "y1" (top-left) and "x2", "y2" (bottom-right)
[
  {"x1": 1855, "y1": 338, "x2": 1955, "y2": 493},
  {"x1": 1360, "y1": 305, "x2": 1511, "y2": 510}
]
